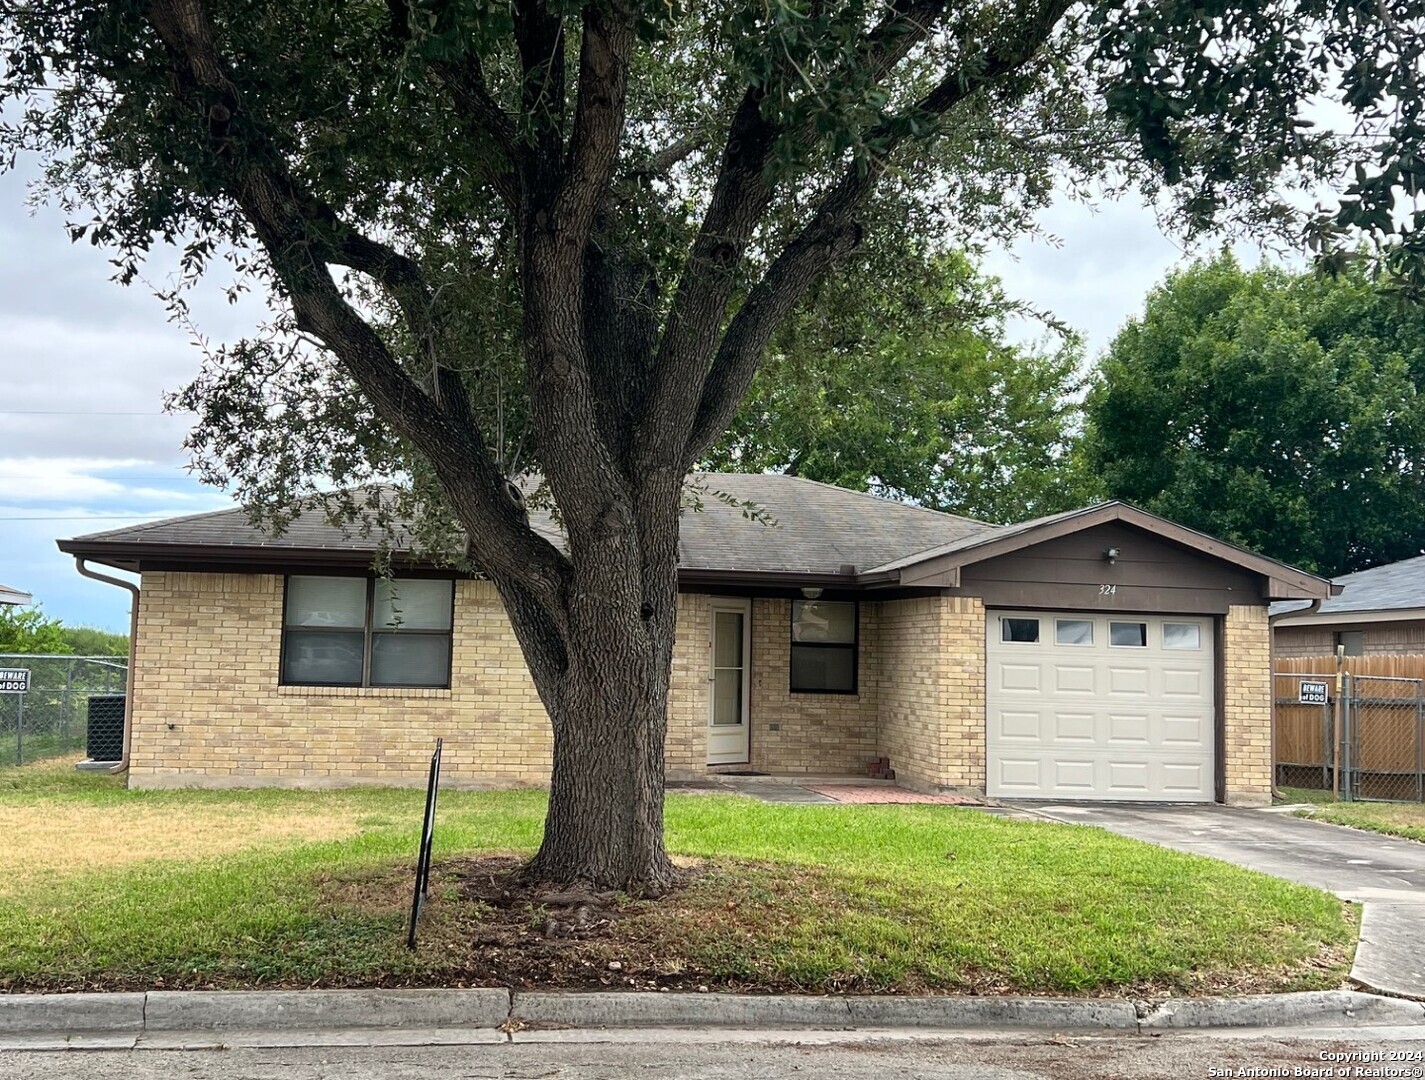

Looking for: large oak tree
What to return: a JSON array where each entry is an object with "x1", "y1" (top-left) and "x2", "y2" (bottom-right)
[{"x1": 3, "y1": 0, "x2": 1423, "y2": 888}]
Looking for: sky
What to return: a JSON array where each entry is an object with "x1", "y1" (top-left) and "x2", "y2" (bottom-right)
[{"x1": 0, "y1": 161, "x2": 1250, "y2": 634}]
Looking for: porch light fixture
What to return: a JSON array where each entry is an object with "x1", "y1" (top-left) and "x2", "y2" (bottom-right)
[
  {"x1": 1104, "y1": 547, "x2": 1120, "y2": 565},
  {"x1": 801, "y1": 586, "x2": 824, "y2": 600}
]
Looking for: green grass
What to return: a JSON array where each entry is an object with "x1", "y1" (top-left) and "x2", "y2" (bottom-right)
[
  {"x1": 1277, "y1": 785, "x2": 1339, "y2": 806},
  {"x1": 0, "y1": 758, "x2": 1356, "y2": 996},
  {"x1": 1288, "y1": 796, "x2": 1425, "y2": 843}
]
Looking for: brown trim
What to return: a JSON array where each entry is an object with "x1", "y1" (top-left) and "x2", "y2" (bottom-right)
[
  {"x1": 889, "y1": 504, "x2": 1332, "y2": 600},
  {"x1": 1213, "y1": 613, "x2": 1226, "y2": 804}
]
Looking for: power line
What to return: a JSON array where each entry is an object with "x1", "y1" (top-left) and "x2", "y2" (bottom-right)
[
  {"x1": 0, "y1": 410, "x2": 185, "y2": 416},
  {"x1": 0, "y1": 515, "x2": 178, "y2": 521}
]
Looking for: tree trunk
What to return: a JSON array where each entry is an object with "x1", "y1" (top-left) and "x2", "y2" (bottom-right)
[{"x1": 497, "y1": 482, "x2": 681, "y2": 892}]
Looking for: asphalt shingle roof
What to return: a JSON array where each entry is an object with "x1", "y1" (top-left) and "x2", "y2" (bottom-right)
[
  {"x1": 1270, "y1": 552, "x2": 1425, "y2": 618},
  {"x1": 65, "y1": 474, "x2": 996, "y2": 576}
]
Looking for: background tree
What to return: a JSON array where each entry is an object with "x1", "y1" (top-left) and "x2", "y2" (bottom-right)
[
  {"x1": 0, "y1": 608, "x2": 73, "y2": 656},
  {"x1": 60, "y1": 626, "x2": 130, "y2": 657},
  {"x1": 4, "y1": 0, "x2": 1424, "y2": 888},
  {"x1": 706, "y1": 249, "x2": 1095, "y2": 522},
  {"x1": 1084, "y1": 253, "x2": 1425, "y2": 577}
]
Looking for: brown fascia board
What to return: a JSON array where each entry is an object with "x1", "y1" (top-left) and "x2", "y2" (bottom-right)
[
  {"x1": 888, "y1": 503, "x2": 1334, "y2": 600},
  {"x1": 57, "y1": 539, "x2": 418, "y2": 575},
  {"x1": 58, "y1": 540, "x2": 881, "y2": 590}
]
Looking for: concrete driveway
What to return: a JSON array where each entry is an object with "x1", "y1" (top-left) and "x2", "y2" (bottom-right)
[{"x1": 1019, "y1": 802, "x2": 1425, "y2": 999}]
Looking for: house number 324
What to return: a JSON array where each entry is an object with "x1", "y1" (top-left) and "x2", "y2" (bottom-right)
[{"x1": 1098, "y1": 584, "x2": 1117, "y2": 596}]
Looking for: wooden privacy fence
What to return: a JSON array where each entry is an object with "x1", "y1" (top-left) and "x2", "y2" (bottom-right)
[{"x1": 1274, "y1": 656, "x2": 1425, "y2": 801}]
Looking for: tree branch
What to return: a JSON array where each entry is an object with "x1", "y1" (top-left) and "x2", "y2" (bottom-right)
[
  {"x1": 683, "y1": 0, "x2": 1075, "y2": 461},
  {"x1": 430, "y1": 53, "x2": 523, "y2": 208},
  {"x1": 637, "y1": 0, "x2": 956, "y2": 472},
  {"x1": 144, "y1": 0, "x2": 572, "y2": 604}
]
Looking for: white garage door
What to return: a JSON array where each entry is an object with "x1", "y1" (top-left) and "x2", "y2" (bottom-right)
[{"x1": 986, "y1": 611, "x2": 1215, "y2": 801}]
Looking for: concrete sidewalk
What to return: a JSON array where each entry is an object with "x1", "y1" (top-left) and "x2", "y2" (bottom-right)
[{"x1": 1016, "y1": 802, "x2": 1425, "y2": 999}]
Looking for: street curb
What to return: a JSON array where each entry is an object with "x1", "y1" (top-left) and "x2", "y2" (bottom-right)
[
  {"x1": 0, "y1": 988, "x2": 1420, "y2": 1040},
  {"x1": 144, "y1": 989, "x2": 511, "y2": 1032},
  {"x1": 0, "y1": 993, "x2": 146, "y2": 1034},
  {"x1": 1137, "y1": 990, "x2": 1425, "y2": 1030}
]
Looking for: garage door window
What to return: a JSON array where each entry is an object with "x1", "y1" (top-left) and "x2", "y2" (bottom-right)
[
  {"x1": 1109, "y1": 621, "x2": 1147, "y2": 647},
  {"x1": 1055, "y1": 619, "x2": 1093, "y2": 646},
  {"x1": 1001, "y1": 617, "x2": 1040, "y2": 643},
  {"x1": 1162, "y1": 623, "x2": 1202, "y2": 649}
]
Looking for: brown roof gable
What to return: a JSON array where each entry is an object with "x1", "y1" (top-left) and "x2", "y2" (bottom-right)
[{"x1": 868, "y1": 502, "x2": 1334, "y2": 600}]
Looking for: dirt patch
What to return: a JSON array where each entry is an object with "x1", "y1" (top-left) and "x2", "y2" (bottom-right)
[
  {"x1": 309, "y1": 855, "x2": 1348, "y2": 999},
  {"x1": 0, "y1": 800, "x2": 361, "y2": 894}
]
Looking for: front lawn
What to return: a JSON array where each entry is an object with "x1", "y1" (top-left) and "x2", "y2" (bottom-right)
[
  {"x1": 0, "y1": 758, "x2": 1355, "y2": 996},
  {"x1": 1283, "y1": 789, "x2": 1425, "y2": 844}
]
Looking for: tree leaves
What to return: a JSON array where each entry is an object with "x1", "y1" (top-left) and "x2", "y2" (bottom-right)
[{"x1": 1085, "y1": 253, "x2": 1425, "y2": 577}]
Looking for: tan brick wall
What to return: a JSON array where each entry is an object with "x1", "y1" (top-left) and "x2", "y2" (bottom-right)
[
  {"x1": 1224, "y1": 604, "x2": 1273, "y2": 806},
  {"x1": 743, "y1": 598, "x2": 879, "y2": 775},
  {"x1": 128, "y1": 573, "x2": 711, "y2": 790},
  {"x1": 666, "y1": 592, "x2": 710, "y2": 779},
  {"x1": 876, "y1": 595, "x2": 985, "y2": 792}
]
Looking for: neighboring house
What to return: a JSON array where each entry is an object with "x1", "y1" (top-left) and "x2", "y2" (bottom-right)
[
  {"x1": 57, "y1": 474, "x2": 1331, "y2": 805},
  {"x1": 0, "y1": 584, "x2": 32, "y2": 606},
  {"x1": 1273, "y1": 553, "x2": 1425, "y2": 658}
]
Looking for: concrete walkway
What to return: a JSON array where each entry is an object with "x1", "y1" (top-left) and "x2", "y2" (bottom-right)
[{"x1": 1018, "y1": 802, "x2": 1425, "y2": 1000}]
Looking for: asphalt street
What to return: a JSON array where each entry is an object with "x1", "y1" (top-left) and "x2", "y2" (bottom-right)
[{"x1": 4, "y1": 1029, "x2": 1425, "y2": 1080}]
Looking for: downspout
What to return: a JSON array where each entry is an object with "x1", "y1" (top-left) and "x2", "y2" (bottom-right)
[
  {"x1": 1267, "y1": 599, "x2": 1322, "y2": 801},
  {"x1": 73, "y1": 559, "x2": 140, "y2": 776}
]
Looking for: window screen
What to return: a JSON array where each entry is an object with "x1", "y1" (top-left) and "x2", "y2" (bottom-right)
[
  {"x1": 790, "y1": 600, "x2": 857, "y2": 693},
  {"x1": 282, "y1": 576, "x2": 454, "y2": 688}
]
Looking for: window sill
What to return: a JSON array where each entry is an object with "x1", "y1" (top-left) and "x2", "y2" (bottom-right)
[{"x1": 277, "y1": 685, "x2": 453, "y2": 699}]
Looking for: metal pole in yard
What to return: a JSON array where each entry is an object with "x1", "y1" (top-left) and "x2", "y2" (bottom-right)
[
  {"x1": 15, "y1": 691, "x2": 22, "y2": 767},
  {"x1": 1322, "y1": 690, "x2": 1330, "y2": 792},
  {"x1": 1333, "y1": 648, "x2": 1344, "y2": 800},
  {"x1": 1416, "y1": 680, "x2": 1423, "y2": 804},
  {"x1": 63, "y1": 659, "x2": 74, "y2": 751}
]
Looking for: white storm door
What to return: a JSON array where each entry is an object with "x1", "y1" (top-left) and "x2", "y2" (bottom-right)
[{"x1": 708, "y1": 599, "x2": 752, "y2": 764}]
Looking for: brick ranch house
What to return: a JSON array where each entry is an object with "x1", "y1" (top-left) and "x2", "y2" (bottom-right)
[
  {"x1": 1273, "y1": 553, "x2": 1425, "y2": 659},
  {"x1": 59, "y1": 474, "x2": 1333, "y2": 805}
]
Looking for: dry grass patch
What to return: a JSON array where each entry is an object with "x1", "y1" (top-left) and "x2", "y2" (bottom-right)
[{"x1": 0, "y1": 799, "x2": 361, "y2": 895}]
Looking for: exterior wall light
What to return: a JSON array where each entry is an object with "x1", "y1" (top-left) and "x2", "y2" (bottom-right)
[
  {"x1": 801, "y1": 586, "x2": 824, "y2": 599},
  {"x1": 1104, "y1": 547, "x2": 1120, "y2": 564}
]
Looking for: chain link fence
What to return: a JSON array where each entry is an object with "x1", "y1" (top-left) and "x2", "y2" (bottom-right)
[
  {"x1": 1274, "y1": 669, "x2": 1425, "y2": 801},
  {"x1": 0, "y1": 654, "x2": 129, "y2": 767},
  {"x1": 1344, "y1": 674, "x2": 1424, "y2": 802}
]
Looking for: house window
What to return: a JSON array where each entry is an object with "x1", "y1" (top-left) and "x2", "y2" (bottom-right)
[
  {"x1": 790, "y1": 600, "x2": 857, "y2": 693},
  {"x1": 1335, "y1": 630, "x2": 1365, "y2": 657},
  {"x1": 282, "y1": 575, "x2": 454, "y2": 688}
]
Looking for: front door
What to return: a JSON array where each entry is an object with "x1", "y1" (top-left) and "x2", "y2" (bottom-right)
[{"x1": 708, "y1": 599, "x2": 751, "y2": 764}]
